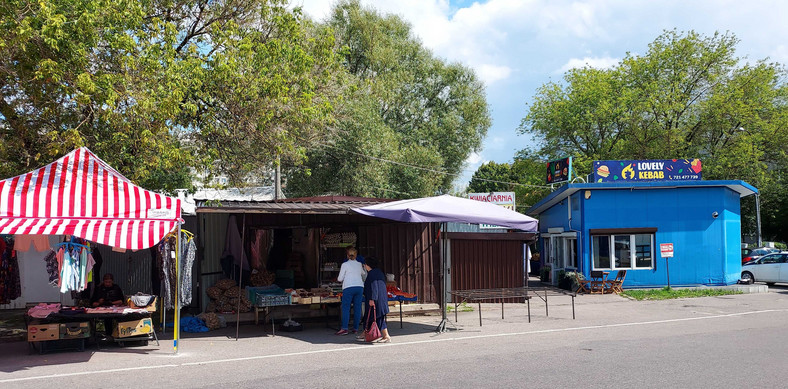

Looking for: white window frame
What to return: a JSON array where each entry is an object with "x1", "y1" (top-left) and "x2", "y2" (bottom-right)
[
  {"x1": 544, "y1": 232, "x2": 578, "y2": 270},
  {"x1": 592, "y1": 233, "x2": 654, "y2": 270}
]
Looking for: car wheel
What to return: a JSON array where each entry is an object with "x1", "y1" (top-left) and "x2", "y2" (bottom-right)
[{"x1": 741, "y1": 271, "x2": 754, "y2": 284}]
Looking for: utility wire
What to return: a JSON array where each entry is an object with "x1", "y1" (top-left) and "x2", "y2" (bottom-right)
[{"x1": 314, "y1": 140, "x2": 552, "y2": 190}]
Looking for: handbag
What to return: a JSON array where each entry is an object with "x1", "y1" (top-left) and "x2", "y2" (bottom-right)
[{"x1": 365, "y1": 308, "x2": 382, "y2": 342}]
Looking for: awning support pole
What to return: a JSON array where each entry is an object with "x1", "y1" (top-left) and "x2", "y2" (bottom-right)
[
  {"x1": 174, "y1": 222, "x2": 181, "y2": 354},
  {"x1": 436, "y1": 222, "x2": 454, "y2": 332},
  {"x1": 236, "y1": 214, "x2": 246, "y2": 340}
]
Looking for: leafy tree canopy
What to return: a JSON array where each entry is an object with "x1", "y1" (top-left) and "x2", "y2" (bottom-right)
[
  {"x1": 286, "y1": 0, "x2": 491, "y2": 198},
  {"x1": 518, "y1": 30, "x2": 788, "y2": 241},
  {"x1": 0, "y1": 0, "x2": 345, "y2": 190}
]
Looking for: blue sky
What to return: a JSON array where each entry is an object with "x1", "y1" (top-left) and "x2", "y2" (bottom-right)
[{"x1": 297, "y1": 0, "x2": 788, "y2": 189}]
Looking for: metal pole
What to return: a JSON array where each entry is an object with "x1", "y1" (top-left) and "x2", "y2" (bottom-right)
[
  {"x1": 236, "y1": 214, "x2": 246, "y2": 340},
  {"x1": 436, "y1": 223, "x2": 448, "y2": 332},
  {"x1": 572, "y1": 296, "x2": 575, "y2": 319},
  {"x1": 275, "y1": 155, "x2": 282, "y2": 200},
  {"x1": 545, "y1": 289, "x2": 548, "y2": 316},
  {"x1": 666, "y1": 257, "x2": 671, "y2": 289},
  {"x1": 755, "y1": 193, "x2": 762, "y2": 247},
  {"x1": 174, "y1": 223, "x2": 181, "y2": 354},
  {"x1": 161, "y1": 287, "x2": 165, "y2": 335}
]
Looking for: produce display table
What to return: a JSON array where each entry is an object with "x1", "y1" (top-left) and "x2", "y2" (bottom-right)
[
  {"x1": 388, "y1": 295, "x2": 418, "y2": 328},
  {"x1": 449, "y1": 286, "x2": 575, "y2": 326}
]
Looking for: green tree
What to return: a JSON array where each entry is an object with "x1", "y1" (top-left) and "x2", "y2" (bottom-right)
[
  {"x1": 468, "y1": 162, "x2": 516, "y2": 193},
  {"x1": 0, "y1": 0, "x2": 195, "y2": 191},
  {"x1": 287, "y1": 0, "x2": 491, "y2": 197},
  {"x1": 0, "y1": 0, "x2": 346, "y2": 191},
  {"x1": 188, "y1": 2, "x2": 345, "y2": 185},
  {"x1": 519, "y1": 30, "x2": 788, "y2": 241},
  {"x1": 467, "y1": 151, "x2": 551, "y2": 210}
]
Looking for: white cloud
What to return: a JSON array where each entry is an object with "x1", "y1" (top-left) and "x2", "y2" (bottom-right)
[
  {"x1": 770, "y1": 45, "x2": 788, "y2": 65},
  {"x1": 477, "y1": 64, "x2": 512, "y2": 85},
  {"x1": 557, "y1": 56, "x2": 621, "y2": 73},
  {"x1": 296, "y1": 0, "x2": 788, "y2": 180},
  {"x1": 465, "y1": 152, "x2": 484, "y2": 165}
]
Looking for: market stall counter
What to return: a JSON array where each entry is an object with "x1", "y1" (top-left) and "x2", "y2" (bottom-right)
[{"x1": 26, "y1": 303, "x2": 159, "y2": 354}]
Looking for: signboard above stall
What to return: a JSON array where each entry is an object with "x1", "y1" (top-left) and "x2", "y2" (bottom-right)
[
  {"x1": 468, "y1": 192, "x2": 515, "y2": 229},
  {"x1": 546, "y1": 156, "x2": 572, "y2": 184},
  {"x1": 592, "y1": 159, "x2": 702, "y2": 183}
]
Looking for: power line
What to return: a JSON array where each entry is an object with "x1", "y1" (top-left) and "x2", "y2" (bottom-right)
[{"x1": 314, "y1": 140, "x2": 552, "y2": 190}]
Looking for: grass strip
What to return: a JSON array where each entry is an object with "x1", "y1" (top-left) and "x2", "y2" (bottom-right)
[{"x1": 622, "y1": 286, "x2": 742, "y2": 301}]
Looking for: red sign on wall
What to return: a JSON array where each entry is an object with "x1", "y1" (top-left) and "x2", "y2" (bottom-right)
[{"x1": 660, "y1": 243, "x2": 674, "y2": 258}]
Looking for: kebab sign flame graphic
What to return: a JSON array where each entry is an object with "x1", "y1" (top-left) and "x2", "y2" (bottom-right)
[{"x1": 621, "y1": 164, "x2": 636, "y2": 180}]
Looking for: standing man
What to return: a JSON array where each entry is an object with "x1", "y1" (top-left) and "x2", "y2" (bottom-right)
[{"x1": 335, "y1": 247, "x2": 364, "y2": 335}]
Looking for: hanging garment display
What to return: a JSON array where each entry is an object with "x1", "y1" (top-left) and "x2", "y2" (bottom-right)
[
  {"x1": 180, "y1": 231, "x2": 196, "y2": 306},
  {"x1": 43, "y1": 249, "x2": 59, "y2": 286},
  {"x1": 156, "y1": 229, "x2": 196, "y2": 308},
  {"x1": 53, "y1": 238, "x2": 96, "y2": 293},
  {"x1": 14, "y1": 234, "x2": 50, "y2": 252},
  {"x1": 157, "y1": 235, "x2": 177, "y2": 309},
  {"x1": 223, "y1": 215, "x2": 249, "y2": 272},
  {"x1": 0, "y1": 236, "x2": 21, "y2": 304}
]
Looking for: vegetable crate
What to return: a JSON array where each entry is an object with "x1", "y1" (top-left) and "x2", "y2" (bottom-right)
[{"x1": 256, "y1": 293, "x2": 291, "y2": 307}]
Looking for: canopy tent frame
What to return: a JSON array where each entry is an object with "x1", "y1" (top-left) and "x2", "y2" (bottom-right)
[{"x1": 0, "y1": 147, "x2": 184, "y2": 352}]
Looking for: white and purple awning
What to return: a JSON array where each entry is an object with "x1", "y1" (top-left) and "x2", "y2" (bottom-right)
[{"x1": 352, "y1": 194, "x2": 538, "y2": 231}]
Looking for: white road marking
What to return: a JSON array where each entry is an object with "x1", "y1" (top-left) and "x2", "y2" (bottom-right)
[{"x1": 2, "y1": 309, "x2": 784, "y2": 383}]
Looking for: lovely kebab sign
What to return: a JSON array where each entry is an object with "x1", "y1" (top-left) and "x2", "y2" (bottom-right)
[
  {"x1": 593, "y1": 159, "x2": 702, "y2": 183},
  {"x1": 468, "y1": 192, "x2": 515, "y2": 229}
]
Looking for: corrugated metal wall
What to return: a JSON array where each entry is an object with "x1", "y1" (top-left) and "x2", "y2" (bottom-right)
[
  {"x1": 98, "y1": 248, "x2": 153, "y2": 296},
  {"x1": 450, "y1": 238, "x2": 525, "y2": 303},
  {"x1": 359, "y1": 223, "x2": 440, "y2": 304},
  {"x1": 197, "y1": 213, "x2": 230, "y2": 312}
]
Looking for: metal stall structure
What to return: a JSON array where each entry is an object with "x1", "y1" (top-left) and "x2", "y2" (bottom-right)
[
  {"x1": 448, "y1": 232, "x2": 536, "y2": 303},
  {"x1": 194, "y1": 196, "x2": 441, "y2": 309}
]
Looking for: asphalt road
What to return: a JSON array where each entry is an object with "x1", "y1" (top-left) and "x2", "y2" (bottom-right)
[{"x1": 3, "y1": 288, "x2": 788, "y2": 388}]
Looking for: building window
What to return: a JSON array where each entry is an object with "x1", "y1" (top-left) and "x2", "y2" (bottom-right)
[
  {"x1": 592, "y1": 235, "x2": 610, "y2": 269},
  {"x1": 592, "y1": 233, "x2": 654, "y2": 270}
]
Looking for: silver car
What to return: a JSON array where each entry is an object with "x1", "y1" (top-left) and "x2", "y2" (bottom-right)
[{"x1": 741, "y1": 252, "x2": 788, "y2": 285}]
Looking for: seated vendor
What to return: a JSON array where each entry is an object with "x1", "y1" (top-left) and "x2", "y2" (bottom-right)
[{"x1": 91, "y1": 273, "x2": 125, "y2": 307}]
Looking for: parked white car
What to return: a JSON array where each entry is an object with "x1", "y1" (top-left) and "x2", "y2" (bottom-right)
[{"x1": 741, "y1": 252, "x2": 788, "y2": 285}]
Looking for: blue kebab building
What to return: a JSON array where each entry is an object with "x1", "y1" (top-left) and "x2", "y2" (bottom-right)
[{"x1": 527, "y1": 159, "x2": 757, "y2": 288}]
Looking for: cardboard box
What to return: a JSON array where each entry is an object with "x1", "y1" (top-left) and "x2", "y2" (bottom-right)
[
  {"x1": 28, "y1": 323, "x2": 60, "y2": 342},
  {"x1": 113, "y1": 318, "x2": 153, "y2": 338},
  {"x1": 59, "y1": 322, "x2": 91, "y2": 339}
]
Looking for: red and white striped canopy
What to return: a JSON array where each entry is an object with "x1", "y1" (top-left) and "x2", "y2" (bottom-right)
[{"x1": 0, "y1": 147, "x2": 181, "y2": 250}]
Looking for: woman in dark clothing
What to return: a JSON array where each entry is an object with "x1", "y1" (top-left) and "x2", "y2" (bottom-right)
[{"x1": 362, "y1": 257, "x2": 391, "y2": 343}]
